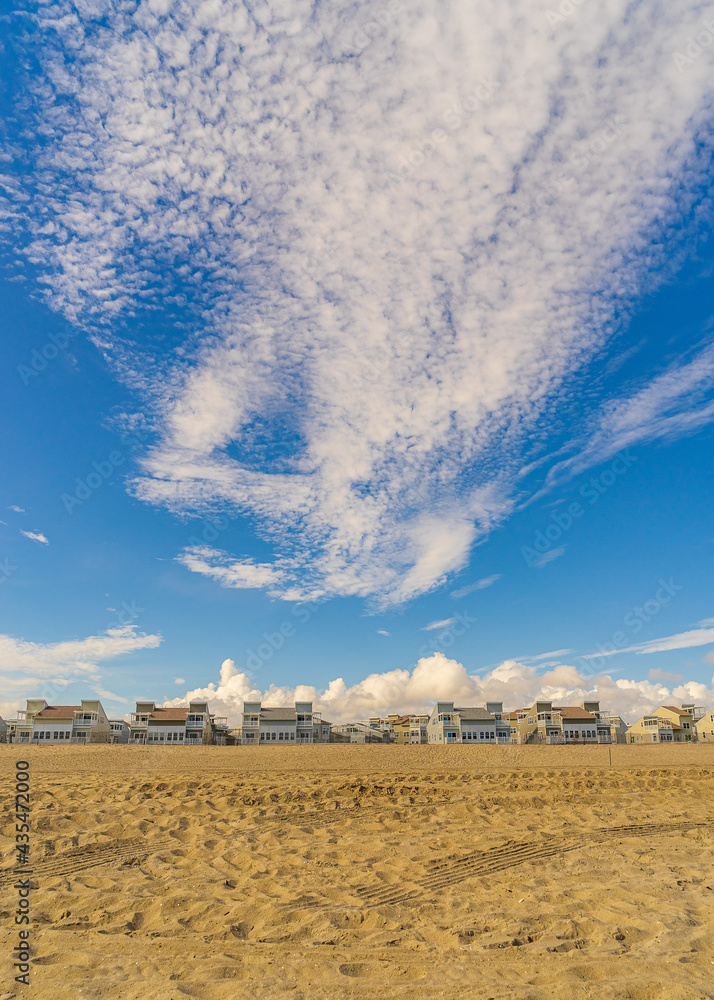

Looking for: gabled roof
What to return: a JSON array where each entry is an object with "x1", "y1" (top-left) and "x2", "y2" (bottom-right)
[
  {"x1": 34, "y1": 705, "x2": 80, "y2": 719},
  {"x1": 455, "y1": 707, "x2": 494, "y2": 721},
  {"x1": 260, "y1": 707, "x2": 297, "y2": 721},
  {"x1": 555, "y1": 707, "x2": 596, "y2": 720},
  {"x1": 148, "y1": 707, "x2": 189, "y2": 722},
  {"x1": 660, "y1": 705, "x2": 690, "y2": 715}
]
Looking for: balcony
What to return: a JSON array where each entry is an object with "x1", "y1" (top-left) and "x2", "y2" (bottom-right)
[
  {"x1": 74, "y1": 711, "x2": 100, "y2": 725},
  {"x1": 130, "y1": 714, "x2": 149, "y2": 727}
]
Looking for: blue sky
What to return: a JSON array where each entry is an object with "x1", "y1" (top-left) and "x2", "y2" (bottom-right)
[{"x1": 1, "y1": 0, "x2": 713, "y2": 725}]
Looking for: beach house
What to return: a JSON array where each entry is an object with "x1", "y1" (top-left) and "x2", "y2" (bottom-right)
[
  {"x1": 695, "y1": 708, "x2": 714, "y2": 742},
  {"x1": 426, "y1": 702, "x2": 512, "y2": 743},
  {"x1": 653, "y1": 705, "x2": 704, "y2": 741},
  {"x1": 9, "y1": 699, "x2": 111, "y2": 744},
  {"x1": 109, "y1": 719, "x2": 130, "y2": 743},
  {"x1": 331, "y1": 721, "x2": 391, "y2": 743},
  {"x1": 511, "y1": 701, "x2": 612, "y2": 744},
  {"x1": 627, "y1": 715, "x2": 677, "y2": 742},
  {"x1": 129, "y1": 700, "x2": 229, "y2": 744},
  {"x1": 238, "y1": 701, "x2": 331, "y2": 744}
]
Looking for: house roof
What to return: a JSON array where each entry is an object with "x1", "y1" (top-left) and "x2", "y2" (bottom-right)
[
  {"x1": 555, "y1": 707, "x2": 596, "y2": 720},
  {"x1": 260, "y1": 707, "x2": 297, "y2": 721},
  {"x1": 455, "y1": 707, "x2": 494, "y2": 721},
  {"x1": 660, "y1": 705, "x2": 690, "y2": 715},
  {"x1": 34, "y1": 705, "x2": 80, "y2": 719},
  {"x1": 148, "y1": 707, "x2": 189, "y2": 722}
]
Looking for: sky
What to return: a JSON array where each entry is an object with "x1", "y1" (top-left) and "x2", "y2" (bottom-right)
[{"x1": 1, "y1": 0, "x2": 713, "y2": 727}]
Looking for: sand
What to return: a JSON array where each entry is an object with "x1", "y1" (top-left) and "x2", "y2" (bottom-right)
[{"x1": 1, "y1": 743, "x2": 713, "y2": 999}]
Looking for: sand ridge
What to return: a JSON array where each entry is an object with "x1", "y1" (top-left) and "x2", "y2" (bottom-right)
[{"x1": 1, "y1": 744, "x2": 713, "y2": 999}]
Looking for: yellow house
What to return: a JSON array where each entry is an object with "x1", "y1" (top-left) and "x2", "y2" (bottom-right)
[
  {"x1": 627, "y1": 715, "x2": 677, "y2": 743},
  {"x1": 653, "y1": 705, "x2": 697, "y2": 741},
  {"x1": 695, "y1": 708, "x2": 714, "y2": 743}
]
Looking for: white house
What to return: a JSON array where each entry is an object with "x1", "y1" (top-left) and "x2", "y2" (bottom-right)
[
  {"x1": 427, "y1": 702, "x2": 512, "y2": 743},
  {"x1": 129, "y1": 700, "x2": 229, "y2": 744},
  {"x1": 9, "y1": 699, "x2": 111, "y2": 744},
  {"x1": 239, "y1": 701, "x2": 330, "y2": 744}
]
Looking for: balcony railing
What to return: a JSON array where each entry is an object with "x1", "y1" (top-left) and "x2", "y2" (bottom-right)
[{"x1": 74, "y1": 711, "x2": 100, "y2": 724}]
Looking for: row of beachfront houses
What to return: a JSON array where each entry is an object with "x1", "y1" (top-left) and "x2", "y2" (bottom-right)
[{"x1": 2, "y1": 696, "x2": 713, "y2": 746}]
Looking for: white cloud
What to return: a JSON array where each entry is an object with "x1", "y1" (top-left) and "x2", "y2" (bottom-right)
[
  {"x1": 583, "y1": 621, "x2": 714, "y2": 658},
  {"x1": 377, "y1": 629, "x2": 390, "y2": 636},
  {"x1": 538, "y1": 342, "x2": 714, "y2": 497},
  {"x1": 530, "y1": 545, "x2": 566, "y2": 568},
  {"x1": 92, "y1": 687, "x2": 130, "y2": 704},
  {"x1": 175, "y1": 545, "x2": 324, "y2": 601},
  {"x1": 522, "y1": 648, "x2": 573, "y2": 662},
  {"x1": 163, "y1": 653, "x2": 714, "y2": 727},
  {"x1": 422, "y1": 617, "x2": 458, "y2": 631},
  {"x1": 6, "y1": 0, "x2": 714, "y2": 604},
  {"x1": 20, "y1": 530, "x2": 49, "y2": 545},
  {"x1": 648, "y1": 668, "x2": 682, "y2": 682},
  {"x1": 451, "y1": 574, "x2": 501, "y2": 599},
  {"x1": 8, "y1": 506, "x2": 25, "y2": 513},
  {"x1": 174, "y1": 676, "x2": 186, "y2": 685},
  {"x1": 0, "y1": 625, "x2": 162, "y2": 680}
]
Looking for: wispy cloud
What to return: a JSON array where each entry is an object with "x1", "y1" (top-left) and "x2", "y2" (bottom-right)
[
  {"x1": 5, "y1": 0, "x2": 714, "y2": 605},
  {"x1": 8, "y1": 506, "x2": 25, "y2": 513},
  {"x1": 422, "y1": 617, "x2": 458, "y2": 632},
  {"x1": 450, "y1": 574, "x2": 501, "y2": 599},
  {"x1": 522, "y1": 648, "x2": 573, "y2": 662},
  {"x1": 174, "y1": 677, "x2": 186, "y2": 685},
  {"x1": 530, "y1": 545, "x2": 566, "y2": 568},
  {"x1": 0, "y1": 625, "x2": 162, "y2": 679},
  {"x1": 20, "y1": 530, "x2": 48, "y2": 545},
  {"x1": 583, "y1": 620, "x2": 714, "y2": 659},
  {"x1": 377, "y1": 630, "x2": 390, "y2": 637},
  {"x1": 92, "y1": 687, "x2": 130, "y2": 704}
]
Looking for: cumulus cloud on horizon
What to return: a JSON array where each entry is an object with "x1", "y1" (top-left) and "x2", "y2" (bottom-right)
[
  {"x1": 4, "y1": 0, "x2": 714, "y2": 606},
  {"x1": 163, "y1": 654, "x2": 714, "y2": 729}
]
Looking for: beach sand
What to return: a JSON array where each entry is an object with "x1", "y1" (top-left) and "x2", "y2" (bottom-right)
[{"x1": 1, "y1": 744, "x2": 713, "y2": 999}]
